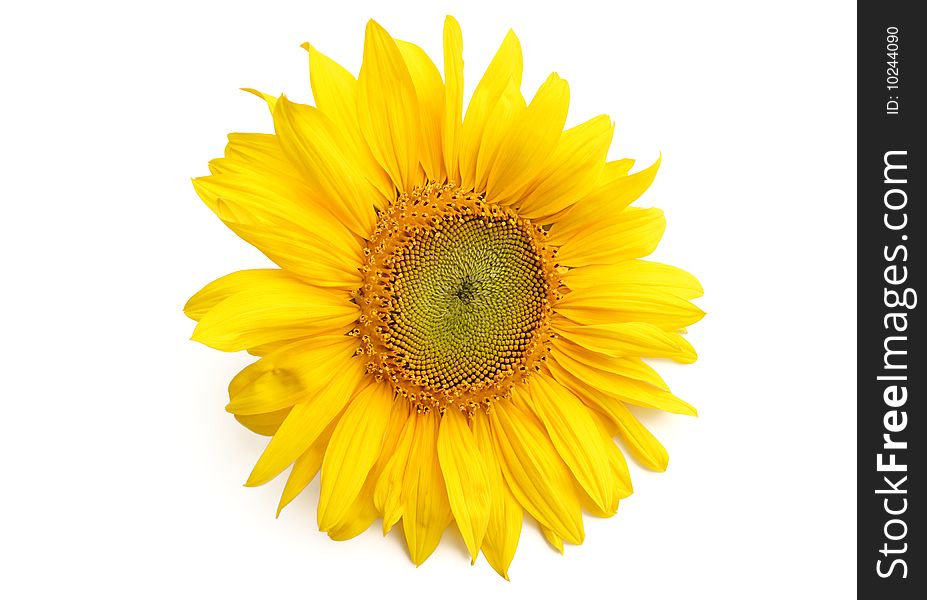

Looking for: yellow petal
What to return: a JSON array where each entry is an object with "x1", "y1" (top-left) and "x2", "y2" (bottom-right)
[
  {"x1": 318, "y1": 380, "x2": 394, "y2": 531},
  {"x1": 235, "y1": 408, "x2": 291, "y2": 437},
  {"x1": 555, "y1": 207, "x2": 666, "y2": 267},
  {"x1": 357, "y1": 20, "x2": 422, "y2": 192},
  {"x1": 228, "y1": 336, "x2": 353, "y2": 397},
  {"x1": 397, "y1": 40, "x2": 445, "y2": 182},
  {"x1": 273, "y1": 96, "x2": 378, "y2": 237},
  {"x1": 555, "y1": 286, "x2": 705, "y2": 330},
  {"x1": 472, "y1": 413, "x2": 522, "y2": 580},
  {"x1": 276, "y1": 416, "x2": 339, "y2": 516},
  {"x1": 488, "y1": 73, "x2": 570, "y2": 204},
  {"x1": 245, "y1": 355, "x2": 366, "y2": 486},
  {"x1": 668, "y1": 332, "x2": 699, "y2": 364},
  {"x1": 437, "y1": 409, "x2": 491, "y2": 563},
  {"x1": 548, "y1": 361, "x2": 669, "y2": 471},
  {"x1": 193, "y1": 140, "x2": 361, "y2": 257},
  {"x1": 592, "y1": 412, "x2": 633, "y2": 499},
  {"x1": 194, "y1": 164, "x2": 312, "y2": 226},
  {"x1": 609, "y1": 158, "x2": 636, "y2": 176},
  {"x1": 220, "y1": 221, "x2": 362, "y2": 290},
  {"x1": 522, "y1": 376, "x2": 617, "y2": 515},
  {"x1": 328, "y1": 399, "x2": 411, "y2": 540},
  {"x1": 547, "y1": 372, "x2": 634, "y2": 500},
  {"x1": 553, "y1": 318, "x2": 694, "y2": 360},
  {"x1": 205, "y1": 133, "x2": 299, "y2": 194},
  {"x1": 212, "y1": 133, "x2": 294, "y2": 177},
  {"x1": 473, "y1": 77, "x2": 526, "y2": 191},
  {"x1": 184, "y1": 269, "x2": 291, "y2": 321},
  {"x1": 192, "y1": 176, "x2": 256, "y2": 224},
  {"x1": 442, "y1": 16, "x2": 464, "y2": 183},
  {"x1": 197, "y1": 162, "x2": 285, "y2": 224},
  {"x1": 325, "y1": 472, "x2": 379, "y2": 541},
  {"x1": 561, "y1": 259, "x2": 704, "y2": 300},
  {"x1": 608, "y1": 401, "x2": 669, "y2": 471},
  {"x1": 549, "y1": 157, "x2": 661, "y2": 245},
  {"x1": 458, "y1": 29, "x2": 522, "y2": 188},
  {"x1": 553, "y1": 337, "x2": 669, "y2": 390},
  {"x1": 374, "y1": 411, "x2": 417, "y2": 533},
  {"x1": 227, "y1": 336, "x2": 359, "y2": 416},
  {"x1": 241, "y1": 87, "x2": 277, "y2": 113},
  {"x1": 491, "y1": 399, "x2": 584, "y2": 545},
  {"x1": 327, "y1": 397, "x2": 411, "y2": 540},
  {"x1": 515, "y1": 114, "x2": 613, "y2": 220},
  {"x1": 193, "y1": 169, "x2": 362, "y2": 270},
  {"x1": 191, "y1": 278, "x2": 358, "y2": 352},
  {"x1": 550, "y1": 345, "x2": 696, "y2": 415},
  {"x1": 305, "y1": 44, "x2": 355, "y2": 127},
  {"x1": 304, "y1": 43, "x2": 395, "y2": 207},
  {"x1": 245, "y1": 340, "x2": 300, "y2": 357},
  {"x1": 401, "y1": 410, "x2": 452, "y2": 565},
  {"x1": 540, "y1": 525, "x2": 564, "y2": 554}
]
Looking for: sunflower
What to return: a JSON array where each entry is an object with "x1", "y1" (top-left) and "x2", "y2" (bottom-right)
[{"x1": 185, "y1": 17, "x2": 703, "y2": 578}]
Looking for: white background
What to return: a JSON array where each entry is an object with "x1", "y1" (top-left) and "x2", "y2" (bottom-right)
[{"x1": 0, "y1": 0, "x2": 856, "y2": 597}]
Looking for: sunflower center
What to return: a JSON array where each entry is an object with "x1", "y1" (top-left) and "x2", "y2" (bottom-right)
[
  {"x1": 356, "y1": 182, "x2": 560, "y2": 413},
  {"x1": 391, "y1": 213, "x2": 546, "y2": 388},
  {"x1": 454, "y1": 276, "x2": 477, "y2": 303}
]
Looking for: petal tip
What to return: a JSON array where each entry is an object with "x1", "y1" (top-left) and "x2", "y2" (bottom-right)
[{"x1": 365, "y1": 18, "x2": 388, "y2": 38}]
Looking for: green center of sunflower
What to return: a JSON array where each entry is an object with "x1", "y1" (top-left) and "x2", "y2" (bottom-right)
[
  {"x1": 390, "y1": 213, "x2": 546, "y2": 388},
  {"x1": 357, "y1": 182, "x2": 560, "y2": 413}
]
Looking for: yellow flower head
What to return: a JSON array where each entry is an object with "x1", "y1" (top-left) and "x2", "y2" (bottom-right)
[{"x1": 186, "y1": 17, "x2": 703, "y2": 578}]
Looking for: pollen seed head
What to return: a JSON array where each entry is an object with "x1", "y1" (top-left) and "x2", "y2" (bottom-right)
[{"x1": 357, "y1": 182, "x2": 560, "y2": 414}]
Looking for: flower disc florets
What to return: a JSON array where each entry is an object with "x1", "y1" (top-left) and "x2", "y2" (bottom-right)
[{"x1": 356, "y1": 182, "x2": 561, "y2": 414}]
